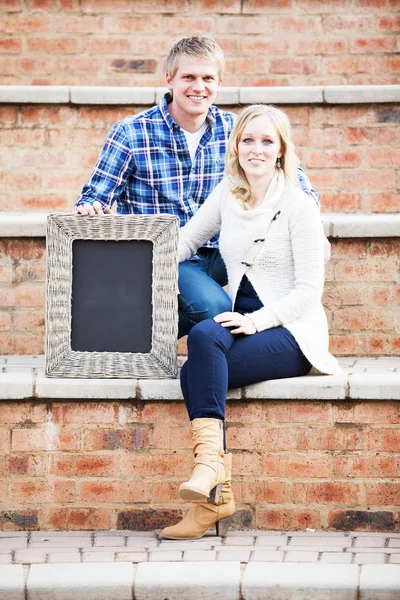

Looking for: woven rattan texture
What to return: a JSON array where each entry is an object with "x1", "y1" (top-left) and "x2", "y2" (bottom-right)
[{"x1": 45, "y1": 214, "x2": 179, "y2": 379}]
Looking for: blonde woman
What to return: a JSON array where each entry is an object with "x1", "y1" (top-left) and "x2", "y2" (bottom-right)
[{"x1": 161, "y1": 105, "x2": 341, "y2": 540}]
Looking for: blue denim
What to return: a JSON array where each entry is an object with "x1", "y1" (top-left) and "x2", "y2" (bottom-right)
[
  {"x1": 180, "y1": 296, "x2": 312, "y2": 422},
  {"x1": 178, "y1": 248, "x2": 231, "y2": 338}
]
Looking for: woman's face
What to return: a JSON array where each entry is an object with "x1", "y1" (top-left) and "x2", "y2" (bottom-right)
[{"x1": 238, "y1": 114, "x2": 282, "y2": 182}]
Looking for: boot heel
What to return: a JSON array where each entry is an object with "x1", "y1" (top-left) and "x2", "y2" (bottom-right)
[
  {"x1": 216, "y1": 515, "x2": 233, "y2": 537},
  {"x1": 207, "y1": 483, "x2": 223, "y2": 505}
]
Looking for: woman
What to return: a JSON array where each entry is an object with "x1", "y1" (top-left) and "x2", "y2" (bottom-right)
[{"x1": 161, "y1": 104, "x2": 341, "y2": 540}]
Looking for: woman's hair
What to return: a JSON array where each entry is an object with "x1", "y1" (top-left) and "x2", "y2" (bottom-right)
[
  {"x1": 165, "y1": 35, "x2": 225, "y2": 80},
  {"x1": 225, "y1": 104, "x2": 300, "y2": 205}
]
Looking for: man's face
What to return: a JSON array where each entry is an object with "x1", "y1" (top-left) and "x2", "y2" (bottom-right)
[{"x1": 166, "y1": 56, "x2": 222, "y2": 123}]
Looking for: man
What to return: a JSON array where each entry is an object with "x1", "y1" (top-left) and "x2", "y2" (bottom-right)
[{"x1": 75, "y1": 35, "x2": 321, "y2": 338}]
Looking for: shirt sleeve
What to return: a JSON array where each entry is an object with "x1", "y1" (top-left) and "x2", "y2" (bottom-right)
[
  {"x1": 297, "y1": 166, "x2": 319, "y2": 207},
  {"x1": 74, "y1": 121, "x2": 134, "y2": 210},
  {"x1": 178, "y1": 180, "x2": 225, "y2": 262},
  {"x1": 246, "y1": 199, "x2": 325, "y2": 332}
]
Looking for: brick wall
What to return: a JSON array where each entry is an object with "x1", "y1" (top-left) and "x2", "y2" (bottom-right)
[
  {"x1": 0, "y1": 0, "x2": 399, "y2": 87},
  {"x1": 1, "y1": 103, "x2": 399, "y2": 213},
  {"x1": 0, "y1": 399, "x2": 399, "y2": 531},
  {"x1": 0, "y1": 237, "x2": 399, "y2": 356}
]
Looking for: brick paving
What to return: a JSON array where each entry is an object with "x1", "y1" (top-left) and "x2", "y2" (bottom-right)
[{"x1": 1, "y1": 530, "x2": 399, "y2": 565}]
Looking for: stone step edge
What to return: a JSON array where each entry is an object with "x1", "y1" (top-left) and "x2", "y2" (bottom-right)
[
  {"x1": 2, "y1": 562, "x2": 400, "y2": 600},
  {"x1": 1, "y1": 212, "x2": 400, "y2": 238},
  {"x1": 0, "y1": 84, "x2": 399, "y2": 105},
  {"x1": 1, "y1": 364, "x2": 399, "y2": 401}
]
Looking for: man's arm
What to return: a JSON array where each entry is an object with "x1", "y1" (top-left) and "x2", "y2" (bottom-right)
[
  {"x1": 74, "y1": 121, "x2": 133, "y2": 216},
  {"x1": 297, "y1": 166, "x2": 330, "y2": 262}
]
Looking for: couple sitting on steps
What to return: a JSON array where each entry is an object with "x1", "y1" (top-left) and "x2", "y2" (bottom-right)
[{"x1": 74, "y1": 36, "x2": 341, "y2": 539}]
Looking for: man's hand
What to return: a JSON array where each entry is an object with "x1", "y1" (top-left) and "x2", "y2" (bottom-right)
[
  {"x1": 214, "y1": 311, "x2": 257, "y2": 335},
  {"x1": 75, "y1": 201, "x2": 112, "y2": 216}
]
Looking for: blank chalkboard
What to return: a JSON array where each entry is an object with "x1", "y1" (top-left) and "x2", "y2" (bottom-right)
[{"x1": 71, "y1": 239, "x2": 153, "y2": 353}]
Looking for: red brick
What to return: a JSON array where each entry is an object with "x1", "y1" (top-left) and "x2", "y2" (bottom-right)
[
  {"x1": 0, "y1": 333, "x2": 44, "y2": 355},
  {"x1": 9, "y1": 455, "x2": 46, "y2": 477},
  {"x1": 0, "y1": 311, "x2": 11, "y2": 331},
  {"x1": 83, "y1": 428, "x2": 149, "y2": 451},
  {"x1": 333, "y1": 308, "x2": 370, "y2": 331},
  {"x1": 227, "y1": 427, "x2": 266, "y2": 451},
  {"x1": 13, "y1": 310, "x2": 45, "y2": 332},
  {"x1": 365, "y1": 483, "x2": 400, "y2": 506},
  {"x1": 0, "y1": 455, "x2": 9, "y2": 477},
  {"x1": 52, "y1": 403, "x2": 117, "y2": 425},
  {"x1": 8, "y1": 479, "x2": 48, "y2": 504},
  {"x1": 240, "y1": 37, "x2": 290, "y2": 56},
  {"x1": 377, "y1": 16, "x2": 400, "y2": 31},
  {"x1": 50, "y1": 455, "x2": 117, "y2": 477},
  {"x1": 368, "y1": 429, "x2": 400, "y2": 451},
  {"x1": 307, "y1": 150, "x2": 361, "y2": 169},
  {"x1": 0, "y1": 15, "x2": 50, "y2": 33},
  {"x1": 257, "y1": 508, "x2": 321, "y2": 531},
  {"x1": 226, "y1": 402, "x2": 263, "y2": 423},
  {"x1": 363, "y1": 334, "x2": 393, "y2": 354},
  {"x1": 120, "y1": 454, "x2": 188, "y2": 478},
  {"x1": 322, "y1": 193, "x2": 363, "y2": 212},
  {"x1": 270, "y1": 57, "x2": 319, "y2": 75},
  {"x1": 334, "y1": 455, "x2": 399, "y2": 478},
  {"x1": 80, "y1": 480, "x2": 149, "y2": 503},
  {"x1": 138, "y1": 403, "x2": 187, "y2": 423},
  {"x1": 0, "y1": 510, "x2": 38, "y2": 531},
  {"x1": 293, "y1": 482, "x2": 363, "y2": 505},
  {"x1": 264, "y1": 402, "x2": 331, "y2": 424},
  {"x1": 150, "y1": 481, "x2": 184, "y2": 504},
  {"x1": 279, "y1": 454, "x2": 332, "y2": 478},
  {"x1": 41, "y1": 507, "x2": 110, "y2": 530},
  {"x1": 0, "y1": 403, "x2": 47, "y2": 425},
  {"x1": 324, "y1": 283, "x2": 366, "y2": 307},
  {"x1": 329, "y1": 509, "x2": 396, "y2": 532},
  {"x1": 233, "y1": 453, "x2": 262, "y2": 476},
  {"x1": 366, "y1": 149, "x2": 400, "y2": 168},
  {"x1": 326, "y1": 56, "x2": 375, "y2": 75},
  {"x1": 369, "y1": 193, "x2": 400, "y2": 212},
  {"x1": 152, "y1": 427, "x2": 191, "y2": 450},
  {"x1": 0, "y1": 239, "x2": 45, "y2": 260},
  {"x1": 7, "y1": 286, "x2": 44, "y2": 307},
  {"x1": 237, "y1": 481, "x2": 290, "y2": 504}
]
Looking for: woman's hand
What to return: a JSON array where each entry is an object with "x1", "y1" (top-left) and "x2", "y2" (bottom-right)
[{"x1": 214, "y1": 311, "x2": 257, "y2": 335}]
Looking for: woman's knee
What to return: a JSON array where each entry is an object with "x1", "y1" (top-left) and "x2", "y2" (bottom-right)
[{"x1": 187, "y1": 318, "x2": 224, "y2": 351}]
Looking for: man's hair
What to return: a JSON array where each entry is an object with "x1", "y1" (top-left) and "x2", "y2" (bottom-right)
[
  {"x1": 226, "y1": 104, "x2": 300, "y2": 205},
  {"x1": 165, "y1": 35, "x2": 225, "y2": 79}
]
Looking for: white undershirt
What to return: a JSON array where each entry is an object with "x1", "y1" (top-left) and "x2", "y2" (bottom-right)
[{"x1": 182, "y1": 122, "x2": 207, "y2": 162}]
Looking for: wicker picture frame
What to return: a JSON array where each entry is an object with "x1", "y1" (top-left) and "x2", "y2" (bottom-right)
[{"x1": 45, "y1": 214, "x2": 179, "y2": 379}]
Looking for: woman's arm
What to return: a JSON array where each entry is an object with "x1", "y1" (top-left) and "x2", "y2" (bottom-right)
[
  {"x1": 247, "y1": 199, "x2": 325, "y2": 332},
  {"x1": 179, "y1": 179, "x2": 225, "y2": 262}
]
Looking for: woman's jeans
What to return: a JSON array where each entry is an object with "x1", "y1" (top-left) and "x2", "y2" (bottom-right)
[
  {"x1": 178, "y1": 248, "x2": 231, "y2": 339},
  {"x1": 180, "y1": 281, "x2": 312, "y2": 422}
]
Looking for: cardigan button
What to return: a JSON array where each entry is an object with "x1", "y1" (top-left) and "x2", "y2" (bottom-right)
[
  {"x1": 241, "y1": 261, "x2": 251, "y2": 267},
  {"x1": 254, "y1": 238, "x2": 265, "y2": 243}
]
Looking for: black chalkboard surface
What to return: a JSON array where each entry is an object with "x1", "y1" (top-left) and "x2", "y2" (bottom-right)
[{"x1": 71, "y1": 239, "x2": 153, "y2": 353}]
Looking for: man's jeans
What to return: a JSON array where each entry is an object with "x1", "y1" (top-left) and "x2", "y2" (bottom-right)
[{"x1": 178, "y1": 248, "x2": 231, "y2": 338}]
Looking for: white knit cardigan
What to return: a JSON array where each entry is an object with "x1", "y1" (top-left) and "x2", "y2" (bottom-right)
[{"x1": 179, "y1": 172, "x2": 341, "y2": 375}]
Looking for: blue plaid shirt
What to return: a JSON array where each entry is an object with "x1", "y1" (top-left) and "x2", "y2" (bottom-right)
[{"x1": 76, "y1": 94, "x2": 318, "y2": 248}]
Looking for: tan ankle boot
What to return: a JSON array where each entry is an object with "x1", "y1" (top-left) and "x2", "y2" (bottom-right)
[
  {"x1": 179, "y1": 418, "x2": 225, "y2": 503},
  {"x1": 161, "y1": 454, "x2": 235, "y2": 540}
]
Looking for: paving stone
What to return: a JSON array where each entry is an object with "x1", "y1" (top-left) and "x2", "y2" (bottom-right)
[
  {"x1": 288, "y1": 531, "x2": 351, "y2": 537},
  {"x1": 389, "y1": 555, "x2": 400, "y2": 564},
  {"x1": 14, "y1": 549, "x2": 47, "y2": 563},
  {"x1": 149, "y1": 550, "x2": 182, "y2": 561},
  {"x1": 116, "y1": 552, "x2": 148, "y2": 562},
  {"x1": 359, "y1": 564, "x2": 400, "y2": 599},
  {"x1": 30, "y1": 538, "x2": 90, "y2": 548},
  {"x1": 81, "y1": 546, "x2": 129, "y2": 553},
  {"x1": 0, "y1": 532, "x2": 27, "y2": 538},
  {"x1": 135, "y1": 561, "x2": 241, "y2": 599},
  {"x1": 355, "y1": 553, "x2": 386, "y2": 565},
  {"x1": 93, "y1": 536, "x2": 126, "y2": 547},
  {"x1": 281, "y1": 545, "x2": 347, "y2": 552},
  {"x1": 47, "y1": 552, "x2": 81, "y2": 563},
  {"x1": 0, "y1": 372, "x2": 33, "y2": 399},
  {"x1": 354, "y1": 537, "x2": 386, "y2": 548},
  {"x1": 285, "y1": 551, "x2": 319, "y2": 563},
  {"x1": 126, "y1": 538, "x2": 158, "y2": 549},
  {"x1": 183, "y1": 550, "x2": 216, "y2": 561},
  {"x1": 217, "y1": 548, "x2": 251, "y2": 562},
  {"x1": 0, "y1": 565, "x2": 25, "y2": 600},
  {"x1": 27, "y1": 562, "x2": 134, "y2": 600},
  {"x1": 256, "y1": 535, "x2": 287, "y2": 546},
  {"x1": 388, "y1": 539, "x2": 400, "y2": 548},
  {"x1": 158, "y1": 542, "x2": 215, "y2": 551},
  {"x1": 224, "y1": 535, "x2": 254, "y2": 546},
  {"x1": 0, "y1": 538, "x2": 27, "y2": 549},
  {"x1": 352, "y1": 548, "x2": 400, "y2": 554},
  {"x1": 320, "y1": 553, "x2": 353, "y2": 564},
  {"x1": 251, "y1": 550, "x2": 284, "y2": 562},
  {"x1": 82, "y1": 551, "x2": 116, "y2": 562},
  {"x1": 0, "y1": 554, "x2": 12, "y2": 564},
  {"x1": 288, "y1": 536, "x2": 351, "y2": 546},
  {"x1": 242, "y1": 563, "x2": 359, "y2": 600}
]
